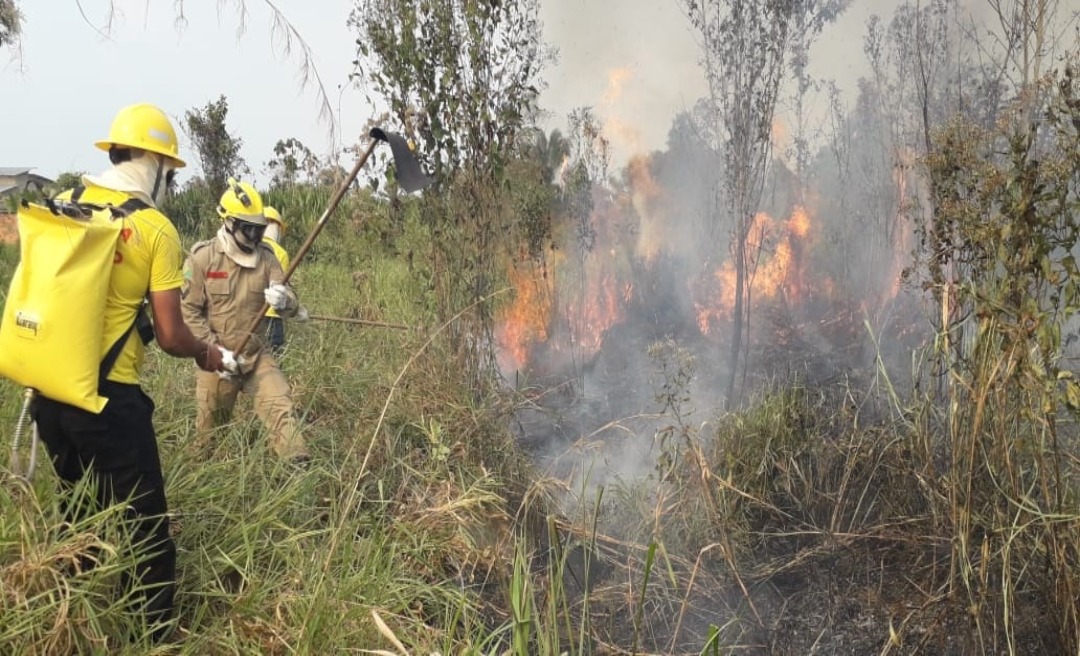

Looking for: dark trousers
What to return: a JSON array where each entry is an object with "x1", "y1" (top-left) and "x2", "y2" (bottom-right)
[
  {"x1": 32, "y1": 381, "x2": 175, "y2": 641},
  {"x1": 265, "y1": 316, "x2": 286, "y2": 354}
]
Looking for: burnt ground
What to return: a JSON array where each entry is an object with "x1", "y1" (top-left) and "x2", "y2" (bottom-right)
[
  {"x1": 526, "y1": 507, "x2": 1058, "y2": 655},
  {"x1": 504, "y1": 289, "x2": 1063, "y2": 654}
]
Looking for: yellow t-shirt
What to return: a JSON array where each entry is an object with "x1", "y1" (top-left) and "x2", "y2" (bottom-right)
[
  {"x1": 57, "y1": 184, "x2": 185, "y2": 384},
  {"x1": 262, "y1": 237, "x2": 290, "y2": 318}
]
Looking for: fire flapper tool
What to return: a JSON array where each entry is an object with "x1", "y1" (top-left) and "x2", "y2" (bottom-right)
[{"x1": 233, "y1": 128, "x2": 433, "y2": 355}]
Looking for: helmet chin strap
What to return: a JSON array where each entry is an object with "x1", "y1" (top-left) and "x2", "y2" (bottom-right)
[{"x1": 150, "y1": 155, "x2": 167, "y2": 206}]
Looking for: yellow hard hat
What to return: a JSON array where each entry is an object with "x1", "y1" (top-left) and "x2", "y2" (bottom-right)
[
  {"x1": 263, "y1": 206, "x2": 286, "y2": 234},
  {"x1": 94, "y1": 103, "x2": 186, "y2": 168},
  {"x1": 217, "y1": 178, "x2": 266, "y2": 224}
]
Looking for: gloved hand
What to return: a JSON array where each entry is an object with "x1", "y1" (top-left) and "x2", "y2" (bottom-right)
[
  {"x1": 297, "y1": 306, "x2": 310, "y2": 322},
  {"x1": 217, "y1": 346, "x2": 240, "y2": 379},
  {"x1": 264, "y1": 283, "x2": 290, "y2": 311}
]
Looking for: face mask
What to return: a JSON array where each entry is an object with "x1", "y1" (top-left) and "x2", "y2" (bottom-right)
[
  {"x1": 226, "y1": 218, "x2": 266, "y2": 253},
  {"x1": 264, "y1": 222, "x2": 280, "y2": 242}
]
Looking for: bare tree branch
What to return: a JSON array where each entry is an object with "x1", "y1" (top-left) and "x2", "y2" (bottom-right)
[{"x1": 88, "y1": 1, "x2": 340, "y2": 150}]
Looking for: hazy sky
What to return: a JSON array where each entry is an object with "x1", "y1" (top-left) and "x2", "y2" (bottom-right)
[{"x1": 1, "y1": 0, "x2": 884, "y2": 182}]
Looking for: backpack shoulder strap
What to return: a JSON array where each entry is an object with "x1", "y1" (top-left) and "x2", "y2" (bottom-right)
[
  {"x1": 96, "y1": 195, "x2": 154, "y2": 384},
  {"x1": 99, "y1": 301, "x2": 154, "y2": 383},
  {"x1": 98, "y1": 319, "x2": 137, "y2": 384},
  {"x1": 59, "y1": 186, "x2": 148, "y2": 218},
  {"x1": 115, "y1": 196, "x2": 150, "y2": 216}
]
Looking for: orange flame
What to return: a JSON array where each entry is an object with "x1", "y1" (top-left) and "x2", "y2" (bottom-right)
[
  {"x1": 495, "y1": 261, "x2": 554, "y2": 371},
  {"x1": 496, "y1": 192, "x2": 630, "y2": 371},
  {"x1": 693, "y1": 206, "x2": 817, "y2": 334},
  {"x1": 566, "y1": 269, "x2": 624, "y2": 357},
  {"x1": 566, "y1": 194, "x2": 627, "y2": 357},
  {"x1": 494, "y1": 136, "x2": 919, "y2": 370},
  {"x1": 788, "y1": 205, "x2": 810, "y2": 238}
]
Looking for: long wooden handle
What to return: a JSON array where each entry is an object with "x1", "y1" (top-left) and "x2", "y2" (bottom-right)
[
  {"x1": 306, "y1": 314, "x2": 410, "y2": 330},
  {"x1": 234, "y1": 137, "x2": 380, "y2": 354}
]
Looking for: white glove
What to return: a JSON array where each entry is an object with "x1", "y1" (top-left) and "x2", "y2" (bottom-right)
[
  {"x1": 297, "y1": 306, "x2": 310, "y2": 322},
  {"x1": 217, "y1": 346, "x2": 239, "y2": 379},
  {"x1": 264, "y1": 283, "x2": 290, "y2": 311}
]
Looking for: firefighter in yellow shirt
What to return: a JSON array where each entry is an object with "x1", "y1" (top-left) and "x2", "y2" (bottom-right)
[
  {"x1": 181, "y1": 182, "x2": 310, "y2": 464},
  {"x1": 261, "y1": 206, "x2": 302, "y2": 353},
  {"x1": 31, "y1": 104, "x2": 230, "y2": 644}
]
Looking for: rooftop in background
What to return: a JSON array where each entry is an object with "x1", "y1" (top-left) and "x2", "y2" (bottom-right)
[{"x1": 0, "y1": 168, "x2": 56, "y2": 199}]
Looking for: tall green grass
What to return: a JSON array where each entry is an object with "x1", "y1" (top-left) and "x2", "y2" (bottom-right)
[{"x1": 0, "y1": 189, "x2": 552, "y2": 654}]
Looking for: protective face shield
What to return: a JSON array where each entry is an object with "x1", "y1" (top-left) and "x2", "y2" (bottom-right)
[{"x1": 225, "y1": 217, "x2": 267, "y2": 253}]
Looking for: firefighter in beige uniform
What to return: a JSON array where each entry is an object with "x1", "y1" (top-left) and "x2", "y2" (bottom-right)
[{"x1": 181, "y1": 180, "x2": 310, "y2": 463}]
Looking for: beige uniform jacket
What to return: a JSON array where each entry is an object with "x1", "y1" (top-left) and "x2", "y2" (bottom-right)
[{"x1": 181, "y1": 238, "x2": 298, "y2": 371}]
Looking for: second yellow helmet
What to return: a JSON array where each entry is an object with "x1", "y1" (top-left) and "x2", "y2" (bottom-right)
[{"x1": 263, "y1": 206, "x2": 286, "y2": 235}]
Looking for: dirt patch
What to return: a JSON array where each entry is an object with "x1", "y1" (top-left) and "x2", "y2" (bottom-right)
[{"x1": 0, "y1": 213, "x2": 16, "y2": 244}]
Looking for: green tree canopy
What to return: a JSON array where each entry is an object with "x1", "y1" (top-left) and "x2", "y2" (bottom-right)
[{"x1": 183, "y1": 95, "x2": 248, "y2": 200}]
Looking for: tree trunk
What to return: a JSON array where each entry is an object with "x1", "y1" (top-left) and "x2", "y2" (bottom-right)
[{"x1": 726, "y1": 222, "x2": 747, "y2": 407}]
